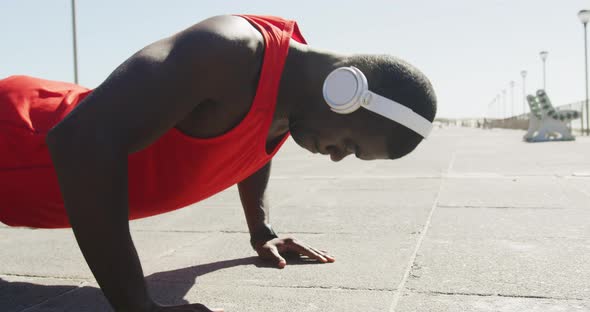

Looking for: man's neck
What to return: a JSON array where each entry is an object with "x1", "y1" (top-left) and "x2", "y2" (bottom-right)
[{"x1": 269, "y1": 40, "x2": 345, "y2": 140}]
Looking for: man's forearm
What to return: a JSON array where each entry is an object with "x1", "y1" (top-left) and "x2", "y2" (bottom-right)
[
  {"x1": 237, "y1": 161, "x2": 335, "y2": 267},
  {"x1": 237, "y1": 161, "x2": 278, "y2": 247},
  {"x1": 47, "y1": 131, "x2": 153, "y2": 311}
]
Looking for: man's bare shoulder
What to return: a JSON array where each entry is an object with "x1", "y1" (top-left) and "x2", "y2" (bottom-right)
[
  {"x1": 187, "y1": 15, "x2": 263, "y2": 49},
  {"x1": 128, "y1": 15, "x2": 263, "y2": 87},
  {"x1": 165, "y1": 15, "x2": 263, "y2": 67},
  {"x1": 165, "y1": 16, "x2": 266, "y2": 138}
]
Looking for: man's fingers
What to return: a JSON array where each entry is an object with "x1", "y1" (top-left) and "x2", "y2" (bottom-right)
[
  {"x1": 197, "y1": 303, "x2": 224, "y2": 312},
  {"x1": 268, "y1": 245, "x2": 287, "y2": 268},
  {"x1": 311, "y1": 247, "x2": 336, "y2": 262},
  {"x1": 319, "y1": 249, "x2": 336, "y2": 259},
  {"x1": 287, "y1": 242, "x2": 328, "y2": 263},
  {"x1": 163, "y1": 303, "x2": 223, "y2": 311}
]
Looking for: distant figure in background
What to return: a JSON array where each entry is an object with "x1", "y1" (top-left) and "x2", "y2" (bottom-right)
[{"x1": 0, "y1": 15, "x2": 436, "y2": 311}]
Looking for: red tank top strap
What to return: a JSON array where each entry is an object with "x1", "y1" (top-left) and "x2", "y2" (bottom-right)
[{"x1": 234, "y1": 15, "x2": 307, "y2": 156}]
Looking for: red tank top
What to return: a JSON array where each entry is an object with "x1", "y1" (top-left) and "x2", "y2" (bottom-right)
[{"x1": 0, "y1": 15, "x2": 307, "y2": 228}]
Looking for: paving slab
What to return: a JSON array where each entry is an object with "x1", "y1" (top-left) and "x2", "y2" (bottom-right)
[
  {"x1": 271, "y1": 177, "x2": 440, "y2": 234},
  {"x1": 396, "y1": 293, "x2": 590, "y2": 312},
  {"x1": 429, "y1": 207, "x2": 590, "y2": 240},
  {"x1": 0, "y1": 229, "x2": 214, "y2": 279},
  {"x1": 27, "y1": 281, "x2": 395, "y2": 312},
  {"x1": 160, "y1": 283, "x2": 394, "y2": 312},
  {"x1": 129, "y1": 199, "x2": 250, "y2": 234},
  {"x1": 565, "y1": 177, "x2": 590, "y2": 198},
  {"x1": 0, "y1": 230, "x2": 416, "y2": 291},
  {"x1": 0, "y1": 229, "x2": 90, "y2": 278},
  {"x1": 406, "y1": 236, "x2": 590, "y2": 299},
  {"x1": 450, "y1": 147, "x2": 589, "y2": 177},
  {"x1": 404, "y1": 205, "x2": 590, "y2": 299},
  {"x1": 438, "y1": 176, "x2": 588, "y2": 209},
  {"x1": 141, "y1": 232, "x2": 414, "y2": 291},
  {"x1": 130, "y1": 177, "x2": 441, "y2": 235},
  {"x1": 447, "y1": 131, "x2": 590, "y2": 177},
  {"x1": 129, "y1": 178, "x2": 331, "y2": 233}
]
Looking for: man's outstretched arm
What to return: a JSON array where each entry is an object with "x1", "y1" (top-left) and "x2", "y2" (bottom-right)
[
  {"x1": 47, "y1": 16, "x2": 240, "y2": 312},
  {"x1": 238, "y1": 161, "x2": 335, "y2": 268}
]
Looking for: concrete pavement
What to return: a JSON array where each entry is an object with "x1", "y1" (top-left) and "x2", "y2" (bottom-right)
[{"x1": 1, "y1": 127, "x2": 589, "y2": 311}]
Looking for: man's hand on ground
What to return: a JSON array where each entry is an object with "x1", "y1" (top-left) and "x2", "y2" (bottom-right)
[
  {"x1": 254, "y1": 237, "x2": 336, "y2": 269},
  {"x1": 152, "y1": 303, "x2": 223, "y2": 312}
]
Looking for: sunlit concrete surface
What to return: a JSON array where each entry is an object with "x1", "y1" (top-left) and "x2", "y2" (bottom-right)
[{"x1": 1, "y1": 127, "x2": 589, "y2": 311}]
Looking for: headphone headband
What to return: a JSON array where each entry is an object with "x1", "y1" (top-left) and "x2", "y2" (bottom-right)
[{"x1": 322, "y1": 66, "x2": 433, "y2": 138}]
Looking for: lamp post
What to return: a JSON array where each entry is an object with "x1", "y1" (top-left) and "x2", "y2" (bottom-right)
[
  {"x1": 509, "y1": 81, "x2": 515, "y2": 118},
  {"x1": 502, "y1": 89, "x2": 507, "y2": 119},
  {"x1": 578, "y1": 9, "x2": 590, "y2": 135},
  {"x1": 496, "y1": 94, "x2": 501, "y2": 119},
  {"x1": 71, "y1": 0, "x2": 79, "y2": 84},
  {"x1": 521, "y1": 70, "x2": 528, "y2": 118},
  {"x1": 488, "y1": 99, "x2": 494, "y2": 124},
  {"x1": 540, "y1": 51, "x2": 549, "y2": 90}
]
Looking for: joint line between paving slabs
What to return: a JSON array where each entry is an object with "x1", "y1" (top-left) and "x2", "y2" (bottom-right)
[
  {"x1": 19, "y1": 281, "x2": 89, "y2": 312},
  {"x1": 388, "y1": 151, "x2": 454, "y2": 312},
  {"x1": 563, "y1": 177, "x2": 590, "y2": 198},
  {"x1": 388, "y1": 184, "x2": 442, "y2": 311},
  {"x1": 413, "y1": 290, "x2": 586, "y2": 301}
]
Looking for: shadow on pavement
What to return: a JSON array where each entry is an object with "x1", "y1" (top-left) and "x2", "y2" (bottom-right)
[{"x1": 1, "y1": 255, "x2": 322, "y2": 311}]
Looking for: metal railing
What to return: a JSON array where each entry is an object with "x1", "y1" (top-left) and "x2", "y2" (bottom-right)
[
  {"x1": 556, "y1": 100, "x2": 585, "y2": 133},
  {"x1": 444, "y1": 100, "x2": 586, "y2": 134}
]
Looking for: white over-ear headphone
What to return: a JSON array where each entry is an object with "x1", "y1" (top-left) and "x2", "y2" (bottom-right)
[{"x1": 322, "y1": 66, "x2": 433, "y2": 138}]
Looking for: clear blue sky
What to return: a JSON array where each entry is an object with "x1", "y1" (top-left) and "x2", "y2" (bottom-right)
[{"x1": 1, "y1": 0, "x2": 588, "y2": 118}]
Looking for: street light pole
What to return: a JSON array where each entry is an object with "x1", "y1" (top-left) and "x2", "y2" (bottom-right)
[
  {"x1": 496, "y1": 94, "x2": 502, "y2": 119},
  {"x1": 521, "y1": 70, "x2": 527, "y2": 118},
  {"x1": 488, "y1": 99, "x2": 494, "y2": 123},
  {"x1": 578, "y1": 10, "x2": 590, "y2": 135},
  {"x1": 540, "y1": 51, "x2": 549, "y2": 90},
  {"x1": 510, "y1": 81, "x2": 515, "y2": 117},
  {"x1": 71, "y1": 0, "x2": 79, "y2": 84},
  {"x1": 502, "y1": 89, "x2": 507, "y2": 119}
]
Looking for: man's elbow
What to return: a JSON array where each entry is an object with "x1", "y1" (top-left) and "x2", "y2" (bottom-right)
[
  {"x1": 46, "y1": 121, "x2": 76, "y2": 155},
  {"x1": 46, "y1": 120, "x2": 118, "y2": 161}
]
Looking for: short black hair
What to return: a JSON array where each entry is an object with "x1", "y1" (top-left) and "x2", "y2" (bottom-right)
[{"x1": 338, "y1": 54, "x2": 437, "y2": 159}]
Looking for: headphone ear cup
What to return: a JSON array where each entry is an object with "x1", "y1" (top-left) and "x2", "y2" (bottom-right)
[
  {"x1": 349, "y1": 66, "x2": 369, "y2": 101},
  {"x1": 323, "y1": 67, "x2": 367, "y2": 114}
]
